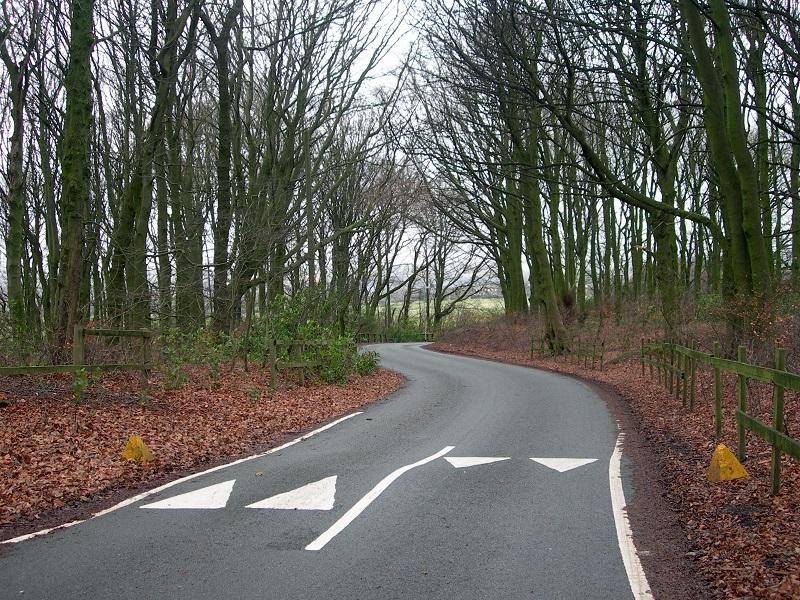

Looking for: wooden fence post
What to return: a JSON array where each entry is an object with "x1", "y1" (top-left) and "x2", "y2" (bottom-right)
[
  {"x1": 641, "y1": 339, "x2": 645, "y2": 376},
  {"x1": 689, "y1": 341, "x2": 696, "y2": 411},
  {"x1": 140, "y1": 332, "x2": 151, "y2": 402},
  {"x1": 681, "y1": 348, "x2": 688, "y2": 406},
  {"x1": 713, "y1": 341, "x2": 722, "y2": 438},
  {"x1": 72, "y1": 325, "x2": 85, "y2": 367},
  {"x1": 681, "y1": 348, "x2": 687, "y2": 402},
  {"x1": 269, "y1": 337, "x2": 278, "y2": 392},
  {"x1": 771, "y1": 347, "x2": 786, "y2": 495},
  {"x1": 737, "y1": 345, "x2": 748, "y2": 461},
  {"x1": 654, "y1": 342, "x2": 659, "y2": 382},
  {"x1": 297, "y1": 341, "x2": 306, "y2": 386},
  {"x1": 668, "y1": 345, "x2": 674, "y2": 394}
]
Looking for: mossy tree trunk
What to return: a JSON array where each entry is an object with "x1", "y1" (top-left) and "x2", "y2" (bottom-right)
[{"x1": 55, "y1": 0, "x2": 94, "y2": 347}]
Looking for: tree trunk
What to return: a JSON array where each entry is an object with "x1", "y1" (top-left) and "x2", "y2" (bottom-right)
[
  {"x1": 2, "y1": 60, "x2": 26, "y2": 337},
  {"x1": 56, "y1": 0, "x2": 94, "y2": 347}
]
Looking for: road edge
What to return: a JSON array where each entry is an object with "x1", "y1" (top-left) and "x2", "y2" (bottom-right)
[{"x1": 610, "y1": 431, "x2": 654, "y2": 599}]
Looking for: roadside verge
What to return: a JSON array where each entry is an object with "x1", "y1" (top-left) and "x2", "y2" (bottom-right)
[{"x1": 0, "y1": 365, "x2": 403, "y2": 542}]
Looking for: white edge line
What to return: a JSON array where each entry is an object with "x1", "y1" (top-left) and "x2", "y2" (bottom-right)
[
  {"x1": 610, "y1": 431, "x2": 654, "y2": 600},
  {"x1": 305, "y1": 445, "x2": 454, "y2": 551},
  {"x1": 1, "y1": 411, "x2": 363, "y2": 545}
]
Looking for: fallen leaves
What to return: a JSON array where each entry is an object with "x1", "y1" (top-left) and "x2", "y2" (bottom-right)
[{"x1": 0, "y1": 365, "x2": 403, "y2": 535}]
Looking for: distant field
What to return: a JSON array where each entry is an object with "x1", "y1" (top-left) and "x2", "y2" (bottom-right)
[
  {"x1": 378, "y1": 297, "x2": 505, "y2": 328},
  {"x1": 455, "y1": 297, "x2": 505, "y2": 311}
]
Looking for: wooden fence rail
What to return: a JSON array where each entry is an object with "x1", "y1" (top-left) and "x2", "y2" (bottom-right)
[
  {"x1": 264, "y1": 339, "x2": 332, "y2": 388},
  {"x1": 356, "y1": 332, "x2": 435, "y2": 344},
  {"x1": 0, "y1": 325, "x2": 153, "y2": 400},
  {"x1": 641, "y1": 339, "x2": 800, "y2": 494}
]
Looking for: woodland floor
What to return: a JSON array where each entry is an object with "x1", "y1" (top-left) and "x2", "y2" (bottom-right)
[
  {"x1": 432, "y1": 324, "x2": 800, "y2": 600},
  {"x1": 0, "y1": 365, "x2": 403, "y2": 540}
]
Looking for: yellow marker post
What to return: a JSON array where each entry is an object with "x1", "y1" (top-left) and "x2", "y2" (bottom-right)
[
  {"x1": 121, "y1": 435, "x2": 154, "y2": 463},
  {"x1": 707, "y1": 443, "x2": 748, "y2": 482}
]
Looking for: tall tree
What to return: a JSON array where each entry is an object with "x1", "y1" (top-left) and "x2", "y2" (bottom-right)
[{"x1": 55, "y1": 0, "x2": 95, "y2": 347}]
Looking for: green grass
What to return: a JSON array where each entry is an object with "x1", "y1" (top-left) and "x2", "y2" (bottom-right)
[{"x1": 376, "y1": 297, "x2": 505, "y2": 330}]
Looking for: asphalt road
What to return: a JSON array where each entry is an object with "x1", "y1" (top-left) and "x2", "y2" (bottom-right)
[{"x1": 0, "y1": 343, "x2": 641, "y2": 600}]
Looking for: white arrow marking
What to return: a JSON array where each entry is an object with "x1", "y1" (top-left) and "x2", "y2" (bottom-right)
[
  {"x1": 445, "y1": 456, "x2": 510, "y2": 468},
  {"x1": 529, "y1": 458, "x2": 598, "y2": 473},
  {"x1": 247, "y1": 476, "x2": 337, "y2": 510},
  {"x1": 140, "y1": 480, "x2": 235, "y2": 509},
  {"x1": 305, "y1": 446, "x2": 454, "y2": 551}
]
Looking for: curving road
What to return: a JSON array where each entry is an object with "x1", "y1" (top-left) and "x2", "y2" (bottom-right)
[{"x1": 0, "y1": 344, "x2": 647, "y2": 599}]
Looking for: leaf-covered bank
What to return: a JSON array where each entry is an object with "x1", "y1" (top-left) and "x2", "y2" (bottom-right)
[{"x1": 0, "y1": 365, "x2": 403, "y2": 537}]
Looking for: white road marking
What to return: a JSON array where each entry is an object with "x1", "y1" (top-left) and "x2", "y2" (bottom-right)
[
  {"x1": 247, "y1": 476, "x2": 337, "y2": 510},
  {"x1": 305, "y1": 446, "x2": 454, "y2": 551},
  {"x1": 444, "y1": 456, "x2": 510, "y2": 468},
  {"x1": 529, "y1": 457, "x2": 598, "y2": 472},
  {"x1": 140, "y1": 480, "x2": 235, "y2": 510},
  {"x1": 610, "y1": 432, "x2": 653, "y2": 599},
  {"x1": 1, "y1": 411, "x2": 362, "y2": 545}
]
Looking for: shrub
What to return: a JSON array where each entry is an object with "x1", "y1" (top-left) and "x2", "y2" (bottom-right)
[
  {"x1": 161, "y1": 344, "x2": 188, "y2": 389},
  {"x1": 70, "y1": 368, "x2": 90, "y2": 402},
  {"x1": 237, "y1": 293, "x2": 384, "y2": 383},
  {"x1": 354, "y1": 350, "x2": 379, "y2": 376},
  {"x1": 317, "y1": 336, "x2": 357, "y2": 383},
  {"x1": 159, "y1": 328, "x2": 233, "y2": 385},
  {"x1": 70, "y1": 367, "x2": 100, "y2": 402}
]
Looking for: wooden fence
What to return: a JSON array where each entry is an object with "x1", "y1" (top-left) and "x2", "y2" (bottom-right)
[
  {"x1": 356, "y1": 332, "x2": 435, "y2": 344},
  {"x1": 266, "y1": 334, "x2": 421, "y2": 387},
  {"x1": 641, "y1": 339, "x2": 800, "y2": 494},
  {"x1": 263, "y1": 339, "x2": 331, "y2": 388},
  {"x1": 530, "y1": 335, "x2": 606, "y2": 370},
  {"x1": 0, "y1": 325, "x2": 153, "y2": 399}
]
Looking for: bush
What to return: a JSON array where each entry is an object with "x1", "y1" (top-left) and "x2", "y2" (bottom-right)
[
  {"x1": 0, "y1": 314, "x2": 44, "y2": 365},
  {"x1": 354, "y1": 350, "x2": 379, "y2": 376},
  {"x1": 317, "y1": 336, "x2": 357, "y2": 383},
  {"x1": 70, "y1": 367, "x2": 90, "y2": 402},
  {"x1": 70, "y1": 367, "x2": 100, "y2": 402},
  {"x1": 232, "y1": 293, "x2": 383, "y2": 384},
  {"x1": 159, "y1": 328, "x2": 233, "y2": 386}
]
